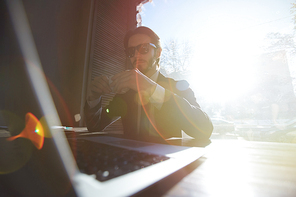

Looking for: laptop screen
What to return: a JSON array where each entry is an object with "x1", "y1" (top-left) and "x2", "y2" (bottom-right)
[{"x1": 0, "y1": 1, "x2": 77, "y2": 196}]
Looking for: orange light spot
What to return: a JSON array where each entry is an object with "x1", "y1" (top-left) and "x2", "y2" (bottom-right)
[{"x1": 7, "y1": 113, "x2": 44, "y2": 150}]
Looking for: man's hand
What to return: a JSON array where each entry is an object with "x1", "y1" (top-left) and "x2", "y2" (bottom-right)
[
  {"x1": 110, "y1": 68, "x2": 157, "y2": 97},
  {"x1": 89, "y1": 75, "x2": 112, "y2": 101}
]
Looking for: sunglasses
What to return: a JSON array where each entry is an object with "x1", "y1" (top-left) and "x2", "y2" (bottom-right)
[{"x1": 125, "y1": 43, "x2": 157, "y2": 58}]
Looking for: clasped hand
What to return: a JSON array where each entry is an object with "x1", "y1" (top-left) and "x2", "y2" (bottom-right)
[{"x1": 89, "y1": 68, "x2": 157, "y2": 100}]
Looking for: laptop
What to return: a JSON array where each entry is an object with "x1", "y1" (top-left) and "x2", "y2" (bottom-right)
[{"x1": 0, "y1": 1, "x2": 206, "y2": 196}]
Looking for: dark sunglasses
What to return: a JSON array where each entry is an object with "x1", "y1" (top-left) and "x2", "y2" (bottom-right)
[{"x1": 125, "y1": 43, "x2": 157, "y2": 58}]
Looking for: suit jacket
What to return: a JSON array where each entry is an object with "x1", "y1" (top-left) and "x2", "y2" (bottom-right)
[{"x1": 84, "y1": 73, "x2": 213, "y2": 141}]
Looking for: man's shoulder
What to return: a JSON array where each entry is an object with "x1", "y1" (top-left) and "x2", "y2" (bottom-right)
[
  {"x1": 157, "y1": 73, "x2": 190, "y2": 91},
  {"x1": 157, "y1": 73, "x2": 199, "y2": 106}
]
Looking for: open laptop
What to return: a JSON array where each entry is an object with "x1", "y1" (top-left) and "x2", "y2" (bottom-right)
[{"x1": 0, "y1": 1, "x2": 206, "y2": 196}]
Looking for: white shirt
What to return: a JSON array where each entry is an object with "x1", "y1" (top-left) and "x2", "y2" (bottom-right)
[
  {"x1": 149, "y1": 70, "x2": 165, "y2": 110},
  {"x1": 87, "y1": 70, "x2": 165, "y2": 109}
]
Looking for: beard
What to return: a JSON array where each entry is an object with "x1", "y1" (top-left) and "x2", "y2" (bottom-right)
[{"x1": 132, "y1": 57, "x2": 156, "y2": 74}]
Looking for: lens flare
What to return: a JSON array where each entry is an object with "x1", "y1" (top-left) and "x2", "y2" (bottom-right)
[
  {"x1": 39, "y1": 116, "x2": 52, "y2": 138},
  {"x1": 7, "y1": 113, "x2": 44, "y2": 150},
  {"x1": 167, "y1": 79, "x2": 208, "y2": 136},
  {"x1": 135, "y1": 69, "x2": 168, "y2": 143}
]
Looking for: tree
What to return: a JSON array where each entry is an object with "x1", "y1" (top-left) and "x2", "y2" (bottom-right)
[
  {"x1": 264, "y1": 2, "x2": 296, "y2": 53},
  {"x1": 291, "y1": 2, "x2": 296, "y2": 30},
  {"x1": 261, "y1": 1, "x2": 296, "y2": 120},
  {"x1": 264, "y1": 32, "x2": 296, "y2": 54},
  {"x1": 160, "y1": 39, "x2": 193, "y2": 79}
]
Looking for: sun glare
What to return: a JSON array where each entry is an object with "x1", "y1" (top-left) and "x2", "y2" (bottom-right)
[{"x1": 189, "y1": 20, "x2": 260, "y2": 102}]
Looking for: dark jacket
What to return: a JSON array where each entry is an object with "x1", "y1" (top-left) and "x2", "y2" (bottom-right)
[{"x1": 84, "y1": 73, "x2": 213, "y2": 141}]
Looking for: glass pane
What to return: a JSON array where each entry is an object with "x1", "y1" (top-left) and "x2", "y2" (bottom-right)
[{"x1": 141, "y1": 0, "x2": 296, "y2": 143}]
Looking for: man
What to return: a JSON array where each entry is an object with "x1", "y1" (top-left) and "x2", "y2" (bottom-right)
[{"x1": 84, "y1": 26, "x2": 213, "y2": 142}]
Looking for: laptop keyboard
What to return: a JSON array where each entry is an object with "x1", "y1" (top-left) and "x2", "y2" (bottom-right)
[{"x1": 68, "y1": 139, "x2": 170, "y2": 182}]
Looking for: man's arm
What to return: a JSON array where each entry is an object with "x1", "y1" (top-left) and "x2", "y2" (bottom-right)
[
  {"x1": 149, "y1": 78, "x2": 213, "y2": 140},
  {"x1": 84, "y1": 97, "x2": 108, "y2": 132},
  {"x1": 84, "y1": 75, "x2": 116, "y2": 132},
  {"x1": 154, "y1": 87, "x2": 213, "y2": 140},
  {"x1": 84, "y1": 95, "x2": 126, "y2": 132}
]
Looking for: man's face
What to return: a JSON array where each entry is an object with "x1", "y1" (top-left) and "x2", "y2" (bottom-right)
[{"x1": 127, "y1": 34, "x2": 158, "y2": 75}]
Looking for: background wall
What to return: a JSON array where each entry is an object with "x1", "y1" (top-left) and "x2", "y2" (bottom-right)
[
  {"x1": 1, "y1": 0, "x2": 142, "y2": 128},
  {"x1": 2, "y1": 0, "x2": 91, "y2": 127},
  {"x1": 22, "y1": 0, "x2": 92, "y2": 126}
]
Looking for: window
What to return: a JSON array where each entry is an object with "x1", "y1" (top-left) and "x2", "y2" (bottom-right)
[{"x1": 141, "y1": 0, "x2": 296, "y2": 143}]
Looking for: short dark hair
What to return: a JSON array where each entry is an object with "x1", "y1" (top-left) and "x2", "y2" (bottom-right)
[{"x1": 124, "y1": 26, "x2": 161, "y2": 49}]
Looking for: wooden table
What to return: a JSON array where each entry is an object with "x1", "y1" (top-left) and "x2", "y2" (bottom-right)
[{"x1": 137, "y1": 139, "x2": 296, "y2": 197}]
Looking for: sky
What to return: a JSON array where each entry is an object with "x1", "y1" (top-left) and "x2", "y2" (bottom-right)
[
  {"x1": 140, "y1": 0, "x2": 295, "y2": 102},
  {"x1": 141, "y1": 0, "x2": 294, "y2": 45}
]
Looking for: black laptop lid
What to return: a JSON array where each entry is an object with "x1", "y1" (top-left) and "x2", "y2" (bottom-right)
[{"x1": 0, "y1": 1, "x2": 76, "y2": 196}]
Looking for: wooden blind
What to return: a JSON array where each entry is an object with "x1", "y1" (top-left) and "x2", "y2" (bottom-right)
[{"x1": 85, "y1": 0, "x2": 137, "y2": 133}]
